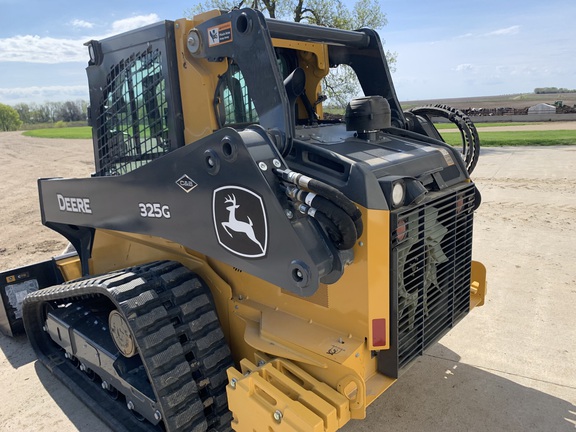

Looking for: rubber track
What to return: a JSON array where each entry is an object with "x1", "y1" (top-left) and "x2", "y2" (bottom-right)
[{"x1": 22, "y1": 261, "x2": 234, "y2": 432}]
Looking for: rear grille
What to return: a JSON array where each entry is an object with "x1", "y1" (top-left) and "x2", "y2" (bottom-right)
[{"x1": 378, "y1": 183, "x2": 475, "y2": 377}]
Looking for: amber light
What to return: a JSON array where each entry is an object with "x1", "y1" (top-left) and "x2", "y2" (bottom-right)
[
  {"x1": 396, "y1": 218, "x2": 407, "y2": 242},
  {"x1": 372, "y1": 318, "x2": 387, "y2": 347},
  {"x1": 456, "y1": 194, "x2": 464, "y2": 214}
]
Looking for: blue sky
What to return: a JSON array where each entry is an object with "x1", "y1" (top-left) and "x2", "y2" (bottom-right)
[{"x1": 0, "y1": 0, "x2": 574, "y2": 105}]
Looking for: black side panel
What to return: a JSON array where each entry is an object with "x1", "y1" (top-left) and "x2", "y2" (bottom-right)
[
  {"x1": 0, "y1": 260, "x2": 63, "y2": 336},
  {"x1": 86, "y1": 21, "x2": 184, "y2": 176},
  {"x1": 38, "y1": 127, "x2": 337, "y2": 297}
]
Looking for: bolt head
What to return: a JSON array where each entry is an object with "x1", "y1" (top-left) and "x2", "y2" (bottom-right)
[
  {"x1": 230, "y1": 378, "x2": 237, "y2": 389},
  {"x1": 273, "y1": 410, "x2": 283, "y2": 423},
  {"x1": 127, "y1": 400, "x2": 135, "y2": 410},
  {"x1": 284, "y1": 209, "x2": 294, "y2": 219},
  {"x1": 273, "y1": 159, "x2": 282, "y2": 168},
  {"x1": 154, "y1": 410, "x2": 162, "y2": 421},
  {"x1": 258, "y1": 161, "x2": 268, "y2": 171},
  {"x1": 101, "y1": 381, "x2": 109, "y2": 390}
]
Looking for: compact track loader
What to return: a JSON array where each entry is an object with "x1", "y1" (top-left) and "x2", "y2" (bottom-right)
[{"x1": 0, "y1": 8, "x2": 486, "y2": 432}]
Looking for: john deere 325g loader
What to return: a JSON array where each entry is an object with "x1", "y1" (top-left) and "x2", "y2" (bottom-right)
[{"x1": 0, "y1": 8, "x2": 486, "y2": 432}]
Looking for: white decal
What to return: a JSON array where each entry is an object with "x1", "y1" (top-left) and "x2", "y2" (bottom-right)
[
  {"x1": 213, "y1": 186, "x2": 268, "y2": 258},
  {"x1": 222, "y1": 194, "x2": 265, "y2": 254},
  {"x1": 176, "y1": 174, "x2": 198, "y2": 193},
  {"x1": 139, "y1": 203, "x2": 171, "y2": 219},
  {"x1": 57, "y1": 193, "x2": 92, "y2": 214}
]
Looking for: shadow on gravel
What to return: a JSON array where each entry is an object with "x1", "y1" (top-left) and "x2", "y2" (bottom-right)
[
  {"x1": 5, "y1": 340, "x2": 573, "y2": 432},
  {"x1": 0, "y1": 332, "x2": 36, "y2": 368},
  {"x1": 341, "y1": 344, "x2": 576, "y2": 432},
  {"x1": 35, "y1": 361, "x2": 113, "y2": 432}
]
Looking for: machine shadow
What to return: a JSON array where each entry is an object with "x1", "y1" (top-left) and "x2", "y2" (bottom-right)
[
  {"x1": 0, "y1": 332, "x2": 36, "y2": 368},
  {"x1": 342, "y1": 343, "x2": 576, "y2": 432},
  {"x1": 23, "y1": 341, "x2": 576, "y2": 432},
  {"x1": 34, "y1": 361, "x2": 113, "y2": 432}
]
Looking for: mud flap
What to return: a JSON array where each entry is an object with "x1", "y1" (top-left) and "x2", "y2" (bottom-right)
[{"x1": 0, "y1": 259, "x2": 63, "y2": 336}]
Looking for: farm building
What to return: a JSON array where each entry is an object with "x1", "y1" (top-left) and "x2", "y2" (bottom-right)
[{"x1": 528, "y1": 103, "x2": 556, "y2": 114}]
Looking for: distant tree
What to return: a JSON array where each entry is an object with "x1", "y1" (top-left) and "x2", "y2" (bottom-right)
[
  {"x1": 13, "y1": 103, "x2": 32, "y2": 124},
  {"x1": 58, "y1": 100, "x2": 85, "y2": 122},
  {"x1": 534, "y1": 87, "x2": 576, "y2": 94},
  {"x1": 188, "y1": 0, "x2": 397, "y2": 108},
  {"x1": 0, "y1": 103, "x2": 23, "y2": 131}
]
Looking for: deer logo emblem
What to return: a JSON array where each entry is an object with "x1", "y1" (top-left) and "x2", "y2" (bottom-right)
[
  {"x1": 213, "y1": 186, "x2": 268, "y2": 258},
  {"x1": 222, "y1": 194, "x2": 265, "y2": 253}
]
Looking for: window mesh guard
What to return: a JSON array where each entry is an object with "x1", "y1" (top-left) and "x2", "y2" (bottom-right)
[{"x1": 96, "y1": 49, "x2": 170, "y2": 176}]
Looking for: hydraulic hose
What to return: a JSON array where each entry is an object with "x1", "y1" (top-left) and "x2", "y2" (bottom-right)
[
  {"x1": 276, "y1": 169, "x2": 364, "y2": 237},
  {"x1": 290, "y1": 188, "x2": 357, "y2": 250},
  {"x1": 407, "y1": 104, "x2": 480, "y2": 174},
  {"x1": 294, "y1": 202, "x2": 357, "y2": 250}
]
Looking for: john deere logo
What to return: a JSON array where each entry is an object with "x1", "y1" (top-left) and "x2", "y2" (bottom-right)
[{"x1": 213, "y1": 186, "x2": 268, "y2": 258}]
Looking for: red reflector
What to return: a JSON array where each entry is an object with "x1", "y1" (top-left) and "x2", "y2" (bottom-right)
[{"x1": 372, "y1": 318, "x2": 387, "y2": 347}]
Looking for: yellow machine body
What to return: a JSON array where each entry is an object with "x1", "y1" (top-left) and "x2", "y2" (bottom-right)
[{"x1": 1, "y1": 8, "x2": 487, "y2": 432}]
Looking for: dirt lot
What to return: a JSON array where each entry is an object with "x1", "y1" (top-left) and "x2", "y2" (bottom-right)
[
  {"x1": 404, "y1": 92, "x2": 576, "y2": 110},
  {"x1": 1, "y1": 129, "x2": 575, "y2": 431}
]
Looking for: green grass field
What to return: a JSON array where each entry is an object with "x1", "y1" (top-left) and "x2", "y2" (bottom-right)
[
  {"x1": 23, "y1": 127, "x2": 92, "y2": 139},
  {"x1": 441, "y1": 130, "x2": 576, "y2": 146},
  {"x1": 21, "y1": 125, "x2": 575, "y2": 146},
  {"x1": 434, "y1": 122, "x2": 535, "y2": 129}
]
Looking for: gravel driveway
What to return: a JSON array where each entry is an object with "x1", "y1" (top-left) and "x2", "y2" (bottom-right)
[{"x1": 1, "y1": 130, "x2": 575, "y2": 431}]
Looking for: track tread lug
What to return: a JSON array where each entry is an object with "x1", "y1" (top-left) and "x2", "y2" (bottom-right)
[
  {"x1": 23, "y1": 261, "x2": 233, "y2": 432},
  {"x1": 139, "y1": 324, "x2": 177, "y2": 351},
  {"x1": 152, "y1": 361, "x2": 192, "y2": 391}
]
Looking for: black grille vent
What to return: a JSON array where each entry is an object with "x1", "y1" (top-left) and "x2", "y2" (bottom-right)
[{"x1": 378, "y1": 183, "x2": 475, "y2": 377}]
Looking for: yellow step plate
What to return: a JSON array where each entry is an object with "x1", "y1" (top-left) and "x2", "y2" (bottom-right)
[{"x1": 227, "y1": 357, "x2": 350, "y2": 432}]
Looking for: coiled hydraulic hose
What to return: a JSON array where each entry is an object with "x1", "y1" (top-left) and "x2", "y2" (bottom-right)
[
  {"x1": 408, "y1": 104, "x2": 480, "y2": 174},
  {"x1": 286, "y1": 186, "x2": 357, "y2": 250},
  {"x1": 276, "y1": 169, "x2": 364, "y2": 237}
]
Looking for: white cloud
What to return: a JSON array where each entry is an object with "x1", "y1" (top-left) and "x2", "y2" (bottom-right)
[
  {"x1": 455, "y1": 63, "x2": 475, "y2": 72},
  {"x1": 0, "y1": 14, "x2": 161, "y2": 65},
  {"x1": 110, "y1": 14, "x2": 160, "y2": 35},
  {"x1": 71, "y1": 19, "x2": 94, "y2": 29},
  {"x1": 485, "y1": 25, "x2": 520, "y2": 36},
  {"x1": 0, "y1": 35, "x2": 86, "y2": 63},
  {"x1": 0, "y1": 85, "x2": 88, "y2": 103}
]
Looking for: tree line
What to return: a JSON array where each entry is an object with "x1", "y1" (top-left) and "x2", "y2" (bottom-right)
[
  {"x1": 12, "y1": 100, "x2": 89, "y2": 124},
  {"x1": 0, "y1": 100, "x2": 88, "y2": 132},
  {"x1": 534, "y1": 87, "x2": 576, "y2": 94}
]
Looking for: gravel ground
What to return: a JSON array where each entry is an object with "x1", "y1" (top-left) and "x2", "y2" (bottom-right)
[{"x1": 1, "y1": 129, "x2": 575, "y2": 431}]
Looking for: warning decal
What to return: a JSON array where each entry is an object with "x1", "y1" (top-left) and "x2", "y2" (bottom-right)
[{"x1": 207, "y1": 22, "x2": 233, "y2": 47}]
